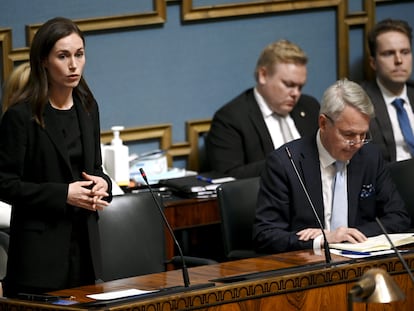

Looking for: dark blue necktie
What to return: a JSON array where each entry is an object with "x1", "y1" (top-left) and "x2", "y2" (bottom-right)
[{"x1": 392, "y1": 98, "x2": 414, "y2": 156}]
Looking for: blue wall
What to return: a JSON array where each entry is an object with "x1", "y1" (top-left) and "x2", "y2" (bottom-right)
[{"x1": 0, "y1": 1, "x2": 413, "y2": 146}]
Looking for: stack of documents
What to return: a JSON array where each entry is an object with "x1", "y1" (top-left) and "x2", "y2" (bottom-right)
[
  {"x1": 159, "y1": 174, "x2": 235, "y2": 198},
  {"x1": 330, "y1": 233, "x2": 414, "y2": 252}
]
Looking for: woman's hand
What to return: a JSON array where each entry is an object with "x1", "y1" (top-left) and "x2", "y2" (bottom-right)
[{"x1": 67, "y1": 172, "x2": 110, "y2": 211}]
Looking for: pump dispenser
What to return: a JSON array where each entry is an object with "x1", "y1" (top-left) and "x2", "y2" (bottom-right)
[{"x1": 104, "y1": 126, "x2": 130, "y2": 187}]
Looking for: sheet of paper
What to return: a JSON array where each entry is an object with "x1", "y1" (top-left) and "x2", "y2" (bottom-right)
[
  {"x1": 87, "y1": 288, "x2": 158, "y2": 300},
  {"x1": 330, "y1": 248, "x2": 396, "y2": 258},
  {"x1": 329, "y1": 233, "x2": 414, "y2": 252}
]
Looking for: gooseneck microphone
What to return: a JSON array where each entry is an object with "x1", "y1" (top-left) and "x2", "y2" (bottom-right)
[
  {"x1": 285, "y1": 147, "x2": 332, "y2": 265},
  {"x1": 375, "y1": 217, "x2": 414, "y2": 284},
  {"x1": 139, "y1": 168, "x2": 190, "y2": 287}
]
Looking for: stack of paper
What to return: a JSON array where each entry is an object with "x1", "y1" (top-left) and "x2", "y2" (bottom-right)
[
  {"x1": 159, "y1": 174, "x2": 235, "y2": 198},
  {"x1": 329, "y1": 233, "x2": 414, "y2": 252}
]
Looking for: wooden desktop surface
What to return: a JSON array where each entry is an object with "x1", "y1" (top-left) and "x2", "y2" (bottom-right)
[{"x1": 1, "y1": 250, "x2": 413, "y2": 310}]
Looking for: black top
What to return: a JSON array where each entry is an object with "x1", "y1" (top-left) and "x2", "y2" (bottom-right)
[{"x1": 52, "y1": 105, "x2": 83, "y2": 180}]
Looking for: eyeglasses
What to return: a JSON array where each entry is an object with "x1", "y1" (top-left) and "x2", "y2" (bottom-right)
[{"x1": 324, "y1": 114, "x2": 371, "y2": 146}]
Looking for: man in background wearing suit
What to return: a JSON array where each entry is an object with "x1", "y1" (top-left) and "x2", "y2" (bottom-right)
[
  {"x1": 254, "y1": 79, "x2": 410, "y2": 254},
  {"x1": 361, "y1": 18, "x2": 414, "y2": 163},
  {"x1": 206, "y1": 40, "x2": 320, "y2": 179}
]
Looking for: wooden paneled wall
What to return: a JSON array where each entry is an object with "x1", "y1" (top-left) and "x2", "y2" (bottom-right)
[
  {"x1": 0, "y1": 0, "x2": 398, "y2": 170},
  {"x1": 100, "y1": 118, "x2": 211, "y2": 171}
]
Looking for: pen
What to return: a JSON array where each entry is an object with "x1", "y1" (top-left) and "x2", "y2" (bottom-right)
[
  {"x1": 340, "y1": 250, "x2": 371, "y2": 256},
  {"x1": 196, "y1": 175, "x2": 213, "y2": 183}
]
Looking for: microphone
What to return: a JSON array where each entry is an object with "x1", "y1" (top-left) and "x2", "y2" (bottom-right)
[
  {"x1": 139, "y1": 168, "x2": 191, "y2": 287},
  {"x1": 375, "y1": 217, "x2": 414, "y2": 284},
  {"x1": 285, "y1": 147, "x2": 332, "y2": 265}
]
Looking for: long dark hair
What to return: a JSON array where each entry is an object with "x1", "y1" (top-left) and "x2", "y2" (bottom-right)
[{"x1": 17, "y1": 17, "x2": 95, "y2": 126}]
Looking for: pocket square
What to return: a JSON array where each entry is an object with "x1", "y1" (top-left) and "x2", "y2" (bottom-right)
[{"x1": 360, "y1": 184, "x2": 375, "y2": 198}]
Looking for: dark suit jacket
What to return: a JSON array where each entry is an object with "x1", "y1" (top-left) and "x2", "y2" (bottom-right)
[
  {"x1": 206, "y1": 88, "x2": 320, "y2": 178},
  {"x1": 0, "y1": 97, "x2": 112, "y2": 292},
  {"x1": 361, "y1": 80, "x2": 414, "y2": 162},
  {"x1": 253, "y1": 134, "x2": 410, "y2": 254}
]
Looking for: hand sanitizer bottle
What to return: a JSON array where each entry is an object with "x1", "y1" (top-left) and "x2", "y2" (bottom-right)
[{"x1": 104, "y1": 126, "x2": 130, "y2": 187}]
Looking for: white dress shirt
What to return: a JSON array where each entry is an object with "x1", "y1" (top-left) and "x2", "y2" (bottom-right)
[
  {"x1": 254, "y1": 88, "x2": 300, "y2": 149},
  {"x1": 313, "y1": 130, "x2": 348, "y2": 250},
  {"x1": 377, "y1": 79, "x2": 413, "y2": 161}
]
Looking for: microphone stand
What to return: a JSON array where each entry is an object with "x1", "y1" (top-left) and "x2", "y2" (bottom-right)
[
  {"x1": 140, "y1": 168, "x2": 190, "y2": 286},
  {"x1": 139, "y1": 168, "x2": 215, "y2": 290},
  {"x1": 375, "y1": 217, "x2": 414, "y2": 284},
  {"x1": 285, "y1": 147, "x2": 332, "y2": 265}
]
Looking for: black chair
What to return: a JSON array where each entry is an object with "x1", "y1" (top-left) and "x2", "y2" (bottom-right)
[
  {"x1": 0, "y1": 231, "x2": 9, "y2": 281},
  {"x1": 98, "y1": 192, "x2": 216, "y2": 282},
  {"x1": 388, "y1": 158, "x2": 414, "y2": 229},
  {"x1": 216, "y1": 177, "x2": 261, "y2": 260}
]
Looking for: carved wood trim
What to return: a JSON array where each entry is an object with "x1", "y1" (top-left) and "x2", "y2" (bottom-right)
[
  {"x1": 8, "y1": 47, "x2": 30, "y2": 63},
  {"x1": 180, "y1": 0, "x2": 381, "y2": 80},
  {"x1": 182, "y1": 0, "x2": 340, "y2": 21},
  {"x1": 101, "y1": 124, "x2": 173, "y2": 165},
  {"x1": 337, "y1": 0, "x2": 376, "y2": 79},
  {"x1": 26, "y1": 0, "x2": 166, "y2": 44},
  {"x1": 117, "y1": 255, "x2": 413, "y2": 310},
  {"x1": 0, "y1": 28, "x2": 14, "y2": 83},
  {"x1": 186, "y1": 118, "x2": 212, "y2": 171},
  {"x1": 0, "y1": 255, "x2": 411, "y2": 311},
  {"x1": 1, "y1": 0, "x2": 166, "y2": 80},
  {"x1": 0, "y1": 0, "x2": 399, "y2": 82},
  {"x1": 100, "y1": 119, "x2": 212, "y2": 169}
]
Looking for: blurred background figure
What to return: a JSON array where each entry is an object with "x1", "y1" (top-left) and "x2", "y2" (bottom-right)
[
  {"x1": 0, "y1": 62, "x2": 31, "y2": 232},
  {"x1": 1, "y1": 62, "x2": 30, "y2": 113},
  {"x1": 361, "y1": 18, "x2": 414, "y2": 163},
  {"x1": 206, "y1": 40, "x2": 320, "y2": 179}
]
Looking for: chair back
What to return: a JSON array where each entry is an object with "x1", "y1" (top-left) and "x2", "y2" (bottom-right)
[
  {"x1": 217, "y1": 177, "x2": 260, "y2": 259},
  {"x1": 388, "y1": 159, "x2": 414, "y2": 228},
  {"x1": 0, "y1": 231, "x2": 9, "y2": 281},
  {"x1": 98, "y1": 192, "x2": 166, "y2": 281}
]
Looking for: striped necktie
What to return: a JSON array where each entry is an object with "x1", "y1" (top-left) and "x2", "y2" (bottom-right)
[{"x1": 279, "y1": 116, "x2": 293, "y2": 143}]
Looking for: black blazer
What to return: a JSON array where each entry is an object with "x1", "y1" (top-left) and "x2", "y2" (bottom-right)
[
  {"x1": 206, "y1": 88, "x2": 320, "y2": 178},
  {"x1": 361, "y1": 80, "x2": 414, "y2": 162},
  {"x1": 0, "y1": 98, "x2": 112, "y2": 291},
  {"x1": 253, "y1": 134, "x2": 410, "y2": 254}
]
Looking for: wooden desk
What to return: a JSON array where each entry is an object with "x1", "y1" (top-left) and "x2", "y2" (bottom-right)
[
  {"x1": 1, "y1": 250, "x2": 413, "y2": 310},
  {"x1": 163, "y1": 196, "x2": 221, "y2": 260}
]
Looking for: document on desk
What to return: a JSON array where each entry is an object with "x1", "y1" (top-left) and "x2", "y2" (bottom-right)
[
  {"x1": 329, "y1": 233, "x2": 414, "y2": 253},
  {"x1": 87, "y1": 288, "x2": 158, "y2": 300},
  {"x1": 330, "y1": 248, "x2": 397, "y2": 258}
]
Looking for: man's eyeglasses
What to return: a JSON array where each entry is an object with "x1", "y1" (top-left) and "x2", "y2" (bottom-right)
[{"x1": 324, "y1": 114, "x2": 371, "y2": 146}]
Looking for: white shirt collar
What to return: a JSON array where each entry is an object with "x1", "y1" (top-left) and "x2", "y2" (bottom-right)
[
  {"x1": 376, "y1": 78, "x2": 409, "y2": 105},
  {"x1": 254, "y1": 87, "x2": 273, "y2": 118},
  {"x1": 316, "y1": 130, "x2": 336, "y2": 169}
]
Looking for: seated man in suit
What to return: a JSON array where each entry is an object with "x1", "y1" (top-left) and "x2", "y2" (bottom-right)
[
  {"x1": 254, "y1": 79, "x2": 410, "y2": 254},
  {"x1": 361, "y1": 18, "x2": 414, "y2": 162},
  {"x1": 206, "y1": 40, "x2": 320, "y2": 179}
]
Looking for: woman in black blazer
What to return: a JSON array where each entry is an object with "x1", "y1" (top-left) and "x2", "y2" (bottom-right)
[{"x1": 0, "y1": 17, "x2": 112, "y2": 297}]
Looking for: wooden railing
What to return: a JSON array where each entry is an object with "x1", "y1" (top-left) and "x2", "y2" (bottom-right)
[
  {"x1": 100, "y1": 118, "x2": 212, "y2": 171},
  {"x1": 0, "y1": 0, "x2": 398, "y2": 84}
]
